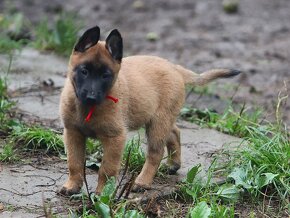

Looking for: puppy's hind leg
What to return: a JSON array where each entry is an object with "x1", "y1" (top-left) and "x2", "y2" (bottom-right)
[
  {"x1": 133, "y1": 117, "x2": 173, "y2": 192},
  {"x1": 166, "y1": 124, "x2": 181, "y2": 175}
]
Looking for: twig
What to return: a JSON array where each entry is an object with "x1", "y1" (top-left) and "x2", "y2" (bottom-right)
[
  {"x1": 232, "y1": 101, "x2": 246, "y2": 133},
  {"x1": 83, "y1": 161, "x2": 93, "y2": 205},
  {"x1": 275, "y1": 81, "x2": 288, "y2": 125},
  {"x1": 114, "y1": 142, "x2": 132, "y2": 199},
  {"x1": 118, "y1": 173, "x2": 136, "y2": 200},
  {"x1": 124, "y1": 174, "x2": 136, "y2": 199}
]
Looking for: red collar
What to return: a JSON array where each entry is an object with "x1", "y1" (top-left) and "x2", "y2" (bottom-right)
[{"x1": 85, "y1": 95, "x2": 118, "y2": 122}]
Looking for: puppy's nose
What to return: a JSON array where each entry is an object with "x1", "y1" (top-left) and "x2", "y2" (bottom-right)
[{"x1": 86, "y1": 93, "x2": 97, "y2": 105}]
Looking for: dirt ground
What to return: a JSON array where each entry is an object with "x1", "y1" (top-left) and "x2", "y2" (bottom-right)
[{"x1": 1, "y1": 0, "x2": 290, "y2": 125}]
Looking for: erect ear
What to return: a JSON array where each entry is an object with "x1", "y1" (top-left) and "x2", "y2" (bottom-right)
[
  {"x1": 105, "y1": 29, "x2": 123, "y2": 62},
  {"x1": 74, "y1": 26, "x2": 100, "y2": 52}
]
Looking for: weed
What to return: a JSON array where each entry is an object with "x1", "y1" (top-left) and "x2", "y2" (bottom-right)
[
  {"x1": 72, "y1": 177, "x2": 145, "y2": 217},
  {"x1": 227, "y1": 125, "x2": 290, "y2": 205},
  {"x1": 11, "y1": 124, "x2": 64, "y2": 154},
  {"x1": 180, "y1": 104, "x2": 262, "y2": 137},
  {"x1": 0, "y1": 35, "x2": 24, "y2": 54},
  {"x1": 0, "y1": 143, "x2": 19, "y2": 162},
  {"x1": 86, "y1": 138, "x2": 102, "y2": 155},
  {"x1": 122, "y1": 134, "x2": 146, "y2": 172},
  {"x1": 33, "y1": 13, "x2": 81, "y2": 56},
  {"x1": 178, "y1": 122, "x2": 289, "y2": 217},
  {"x1": 178, "y1": 163, "x2": 237, "y2": 218},
  {"x1": 0, "y1": 60, "x2": 14, "y2": 132},
  {"x1": 0, "y1": 13, "x2": 29, "y2": 54}
]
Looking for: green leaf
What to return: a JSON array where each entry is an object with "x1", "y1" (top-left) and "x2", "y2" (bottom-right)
[
  {"x1": 101, "y1": 177, "x2": 116, "y2": 198},
  {"x1": 187, "y1": 164, "x2": 201, "y2": 183},
  {"x1": 95, "y1": 201, "x2": 110, "y2": 218},
  {"x1": 188, "y1": 201, "x2": 211, "y2": 218},
  {"x1": 216, "y1": 184, "x2": 240, "y2": 202},
  {"x1": 255, "y1": 173, "x2": 278, "y2": 188},
  {"x1": 228, "y1": 167, "x2": 252, "y2": 189},
  {"x1": 124, "y1": 210, "x2": 142, "y2": 218}
]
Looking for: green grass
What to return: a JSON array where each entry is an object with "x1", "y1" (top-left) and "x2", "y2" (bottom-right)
[
  {"x1": 0, "y1": 13, "x2": 29, "y2": 54},
  {"x1": 0, "y1": 62, "x2": 64, "y2": 160},
  {"x1": 0, "y1": 58, "x2": 14, "y2": 132},
  {"x1": 0, "y1": 12, "x2": 82, "y2": 56},
  {"x1": 11, "y1": 124, "x2": 64, "y2": 154},
  {"x1": 122, "y1": 134, "x2": 146, "y2": 172},
  {"x1": 69, "y1": 177, "x2": 145, "y2": 218},
  {"x1": 33, "y1": 13, "x2": 81, "y2": 56},
  {"x1": 180, "y1": 104, "x2": 262, "y2": 137},
  {"x1": 0, "y1": 143, "x2": 19, "y2": 162},
  {"x1": 227, "y1": 125, "x2": 290, "y2": 204},
  {"x1": 175, "y1": 117, "x2": 289, "y2": 217}
]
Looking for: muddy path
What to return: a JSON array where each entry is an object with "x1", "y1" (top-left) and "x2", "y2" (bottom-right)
[{"x1": 1, "y1": 0, "x2": 290, "y2": 125}]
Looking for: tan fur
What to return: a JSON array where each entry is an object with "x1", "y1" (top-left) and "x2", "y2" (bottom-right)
[{"x1": 59, "y1": 41, "x2": 237, "y2": 194}]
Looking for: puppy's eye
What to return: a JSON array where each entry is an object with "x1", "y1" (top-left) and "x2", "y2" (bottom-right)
[
  {"x1": 102, "y1": 72, "x2": 111, "y2": 79},
  {"x1": 80, "y1": 69, "x2": 88, "y2": 77}
]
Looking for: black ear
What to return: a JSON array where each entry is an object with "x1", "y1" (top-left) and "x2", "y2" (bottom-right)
[
  {"x1": 74, "y1": 26, "x2": 100, "y2": 52},
  {"x1": 105, "y1": 29, "x2": 123, "y2": 62}
]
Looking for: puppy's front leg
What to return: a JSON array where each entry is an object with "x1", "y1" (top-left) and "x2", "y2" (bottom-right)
[
  {"x1": 96, "y1": 133, "x2": 126, "y2": 194},
  {"x1": 59, "y1": 128, "x2": 86, "y2": 195}
]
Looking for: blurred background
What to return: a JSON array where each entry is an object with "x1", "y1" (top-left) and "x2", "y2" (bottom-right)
[{"x1": 0, "y1": 0, "x2": 289, "y2": 126}]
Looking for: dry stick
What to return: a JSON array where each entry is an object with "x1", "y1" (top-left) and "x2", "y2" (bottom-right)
[
  {"x1": 124, "y1": 173, "x2": 136, "y2": 199},
  {"x1": 117, "y1": 172, "x2": 137, "y2": 201},
  {"x1": 232, "y1": 101, "x2": 246, "y2": 133},
  {"x1": 115, "y1": 143, "x2": 132, "y2": 200},
  {"x1": 83, "y1": 161, "x2": 94, "y2": 206}
]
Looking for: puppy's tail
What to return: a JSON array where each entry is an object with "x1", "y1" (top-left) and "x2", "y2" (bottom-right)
[{"x1": 176, "y1": 65, "x2": 241, "y2": 86}]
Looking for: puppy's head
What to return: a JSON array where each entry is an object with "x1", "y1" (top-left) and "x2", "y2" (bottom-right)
[{"x1": 68, "y1": 26, "x2": 123, "y2": 106}]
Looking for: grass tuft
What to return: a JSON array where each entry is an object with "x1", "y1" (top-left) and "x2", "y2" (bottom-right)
[
  {"x1": 229, "y1": 125, "x2": 290, "y2": 204},
  {"x1": 122, "y1": 134, "x2": 146, "y2": 172},
  {"x1": 180, "y1": 104, "x2": 262, "y2": 137},
  {"x1": 33, "y1": 13, "x2": 81, "y2": 56},
  {"x1": 0, "y1": 143, "x2": 19, "y2": 162},
  {"x1": 11, "y1": 124, "x2": 64, "y2": 154}
]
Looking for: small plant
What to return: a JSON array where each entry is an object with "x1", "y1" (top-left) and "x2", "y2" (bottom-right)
[
  {"x1": 11, "y1": 124, "x2": 64, "y2": 154},
  {"x1": 0, "y1": 143, "x2": 19, "y2": 162},
  {"x1": 72, "y1": 177, "x2": 145, "y2": 217},
  {"x1": 0, "y1": 61, "x2": 15, "y2": 132},
  {"x1": 85, "y1": 139, "x2": 103, "y2": 170},
  {"x1": 86, "y1": 138, "x2": 102, "y2": 155},
  {"x1": 33, "y1": 13, "x2": 81, "y2": 56},
  {"x1": 122, "y1": 135, "x2": 146, "y2": 172},
  {"x1": 180, "y1": 104, "x2": 262, "y2": 137},
  {"x1": 0, "y1": 13, "x2": 29, "y2": 54},
  {"x1": 179, "y1": 164, "x2": 237, "y2": 218},
  {"x1": 226, "y1": 125, "x2": 290, "y2": 205}
]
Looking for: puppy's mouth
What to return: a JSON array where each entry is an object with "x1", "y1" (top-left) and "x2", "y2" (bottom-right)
[{"x1": 84, "y1": 95, "x2": 118, "y2": 122}]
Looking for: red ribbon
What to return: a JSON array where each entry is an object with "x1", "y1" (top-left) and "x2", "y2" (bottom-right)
[{"x1": 85, "y1": 95, "x2": 118, "y2": 122}]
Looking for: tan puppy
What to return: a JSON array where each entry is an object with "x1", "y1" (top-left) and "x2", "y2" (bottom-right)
[{"x1": 59, "y1": 26, "x2": 240, "y2": 195}]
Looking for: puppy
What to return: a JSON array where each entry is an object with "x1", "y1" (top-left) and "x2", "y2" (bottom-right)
[{"x1": 59, "y1": 26, "x2": 240, "y2": 195}]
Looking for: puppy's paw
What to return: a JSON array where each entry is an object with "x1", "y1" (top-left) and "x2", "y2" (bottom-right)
[
  {"x1": 131, "y1": 183, "x2": 151, "y2": 193},
  {"x1": 167, "y1": 162, "x2": 181, "y2": 175},
  {"x1": 57, "y1": 182, "x2": 82, "y2": 196}
]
